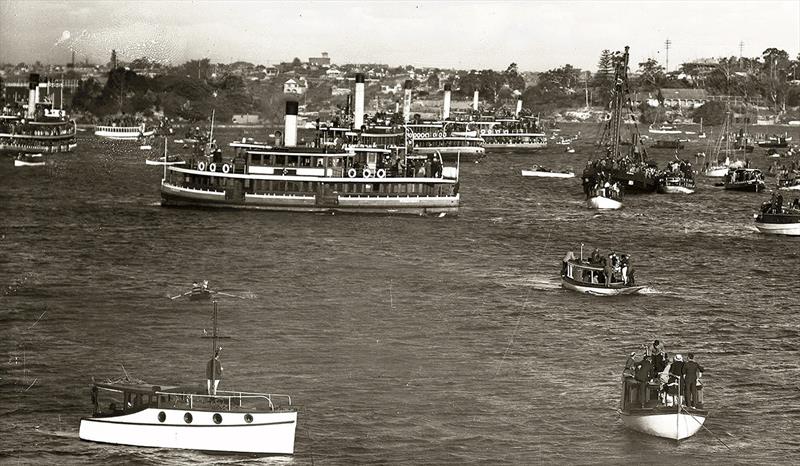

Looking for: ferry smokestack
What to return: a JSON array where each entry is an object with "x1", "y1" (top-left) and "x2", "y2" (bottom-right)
[
  {"x1": 27, "y1": 73, "x2": 39, "y2": 119},
  {"x1": 284, "y1": 100, "x2": 298, "y2": 147},
  {"x1": 443, "y1": 83, "x2": 452, "y2": 120},
  {"x1": 354, "y1": 73, "x2": 365, "y2": 130},
  {"x1": 472, "y1": 90, "x2": 479, "y2": 112},
  {"x1": 515, "y1": 98, "x2": 523, "y2": 117},
  {"x1": 403, "y1": 80, "x2": 413, "y2": 124}
]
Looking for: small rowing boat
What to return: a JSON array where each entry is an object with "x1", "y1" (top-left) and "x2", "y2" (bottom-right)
[{"x1": 520, "y1": 165, "x2": 575, "y2": 178}]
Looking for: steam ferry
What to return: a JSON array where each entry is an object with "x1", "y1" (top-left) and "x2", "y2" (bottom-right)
[
  {"x1": 404, "y1": 122, "x2": 484, "y2": 161},
  {"x1": 94, "y1": 122, "x2": 155, "y2": 140},
  {"x1": 0, "y1": 74, "x2": 77, "y2": 153},
  {"x1": 160, "y1": 101, "x2": 460, "y2": 215}
]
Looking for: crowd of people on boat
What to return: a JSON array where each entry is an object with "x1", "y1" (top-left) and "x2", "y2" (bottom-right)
[
  {"x1": 760, "y1": 192, "x2": 800, "y2": 214},
  {"x1": 725, "y1": 168, "x2": 764, "y2": 183},
  {"x1": 563, "y1": 248, "x2": 635, "y2": 286},
  {"x1": 623, "y1": 340, "x2": 705, "y2": 408},
  {"x1": 583, "y1": 173, "x2": 621, "y2": 200}
]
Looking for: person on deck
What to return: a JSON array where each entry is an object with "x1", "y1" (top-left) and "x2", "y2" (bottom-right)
[
  {"x1": 682, "y1": 353, "x2": 705, "y2": 408},
  {"x1": 562, "y1": 251, "x2": 577, "y2": 276},
  {"x1": 590, "y1": 248, "x2": 602, "y2": 265},
  {"x1": 634, "y1": 356, "x2": 653, "y2": 407},
  {"x1": 669, "y1": 354, "x2": 685, "y2": 404},
  {"x1": 206, "y1": 348, "x2": 223, "y2": 395}
]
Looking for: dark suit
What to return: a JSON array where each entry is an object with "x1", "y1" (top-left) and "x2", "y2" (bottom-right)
[
  {"x1": 634, "y1": 358, "x2": 652, "y2": 406},
  {"x1": 682, "y1": 360, "x2": 705, "y2": 407}
]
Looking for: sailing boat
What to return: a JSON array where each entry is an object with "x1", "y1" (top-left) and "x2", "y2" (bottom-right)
[
  {"x1": 582, "y1": 46, "x2": 658, "y2": 195},
  {"x1": 704, "y1": 110, "x2": 744, "y2": 177},
  {"x1": 79, "y1": 296, "x2": 298, "y2": 454}
]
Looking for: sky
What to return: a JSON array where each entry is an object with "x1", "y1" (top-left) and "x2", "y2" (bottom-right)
[{"x1": 1, "y1": 0, "x2": 798, "y2": 73}]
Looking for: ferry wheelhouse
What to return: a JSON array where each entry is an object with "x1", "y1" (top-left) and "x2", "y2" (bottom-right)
[
  {"x1": 94, "y1": 122, "x2": 155, "y2": 140},
  {"x1": 161, "y1": 102, "x2": 460, "y2": 215}
]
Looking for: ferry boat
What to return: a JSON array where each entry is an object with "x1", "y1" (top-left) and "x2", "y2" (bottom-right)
[
  {"x1": 520, "y1": 165, "x2": 574, "y2": 178},
  {"x1": 94, "y1": 122, "x2": 155, "y2": 141},
  {"x1": 619, "y1": 352, "x2": 708, "y2": 440},
  {"x1": 0, "y1": 74, "x2": 77, "y2": 154},
  {"x1": 777, "y1": 175, "x2": 800, "y2": 191},
  {"x1": 756, "y1": 133, "x2": 791, "y2": 148},
  {"x1": 405, "y1": 122, "x2": 484, "y2": 161},
  {"x1": 474, "y1": 117, "x2": 548, "y2": 150},
  {"x1": 14, "y1": 153, "x2": 45, "y2": 167},
  {"x1": 79, "y1": 299, "x2": 297, "y2": 454},
  {"x1": 560, "y1": 249, "x2": 643, "y2": 295},
  {"x1": 724, "y1": 168, "x2": 765, "y2": 192},
  {"x1": 582, "y1": 46, "x2": 658, "y2": 194},
  {"x1": 161, "y1": 102, "x2": 460, "y2": 215}
]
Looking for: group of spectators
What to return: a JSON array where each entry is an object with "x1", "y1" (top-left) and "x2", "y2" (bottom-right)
[{"x1": 623, "y1": 340, "x2": 705, "y2": 408}]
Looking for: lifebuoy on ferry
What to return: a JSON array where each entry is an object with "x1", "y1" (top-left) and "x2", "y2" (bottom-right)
[
  {"x1": 480, "y1": 129, "x2": 486, "y2": 135},
  {"x1": 376, "y1": 168, "x2": 386, "y2": 178},
  {"x1": 347, "y1": 168, "x2": 357, "y2": 178},
  {"x1": 209, "y1": 162, "x2": 217, "y2": 172},
  {"x1": 222, "y1": 164, "x2": 230, "y2": 174},
  {"x1": 197, "y1": 161, "x2": 206, "y2": 171},
  {"x1": 363, "y1": 168, "x2": 373, "y2": 178}
]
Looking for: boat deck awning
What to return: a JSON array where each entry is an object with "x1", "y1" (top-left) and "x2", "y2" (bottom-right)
[{"x1": 93, "y1": 382, "x2": 177, "y2": 394}]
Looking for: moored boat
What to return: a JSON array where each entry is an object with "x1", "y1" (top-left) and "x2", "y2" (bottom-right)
[
  {"x1": 657, "y1": 175, "x2": 695, "y2": 194},
  {"x1": 560, "y1": 248, "x2": 643, "y2": 295},
  {"x1": 79, "y1": 296, "x2": 297, "y2": 454},
  {"x1": 520, "y1": 165, "x2": 574, "y2": 178},
  {"x1": 94, "y1": 122, "x2": 155, "y2": 141}
]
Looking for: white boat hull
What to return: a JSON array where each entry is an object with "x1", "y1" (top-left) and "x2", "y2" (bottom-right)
[
  {"x1": 15, "y1": 159, "x2": 45, "y2": 167},
  {"x1": 94, "y1": 128, "x2": 155, "y2": 140},
  {"x1": 561, "y1": 278, "x2": 644, "y2": 296},
  {"x1": 146, "y1": 159, "x2": 185, "y2": 166},
  {"x1": 754, "y1": 221, "x2": 800, "y2": 236},
  {"x1": 587, "y1": 196, "x2": 622, "y2": 209},
  {"x1": 79, "y1": 407, "x2": 296, "y2": 454},
  {"x1": 779, "y1": 184, "x2": 800, "y2": 191},
  {"x1": 520, "y1": 170, "x2": 574, "y2": 178},
  {"x1": 659, "y1": 186, "x2": 695, "y2": 194},
  {"x1": 704, "y1": 166, "x2": 729, "y2": 177},
  {"x1": 620, "y1": 410, "x2": 705, "y2": 440}
]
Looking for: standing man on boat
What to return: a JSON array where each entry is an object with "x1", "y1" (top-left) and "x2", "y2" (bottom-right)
[
  {"x1": 682, "y1": 353, "x2": 704, "y2": 408},
  {"x1": 206, "y1": 348, "x2": 223, "y2": 395}
]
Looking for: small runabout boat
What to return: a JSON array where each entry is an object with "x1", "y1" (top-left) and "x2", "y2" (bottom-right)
[
  {"x1": 560, "y1": 248, "x2": 644, "y2": 296},
  {"x1": 79, "y1": 299, "x2": 297, "y2": 454},
  {"x1": 754, "y1": 197, "x2": 800, "y2": 235},
  {"x1": 619, "y1": 347, "x2": 708, "y2": 440},
  {"x1": 724, "y1": 168, "x2": 765, "y2": 192},
  {"x1": 585, "y1": 182, "x2": 622, "y2": 209},
  {"x1": 14, "y1": 153, "x2": 45, "y2": 167},
  {"x1": 520, "y1": 165, "x2": 574, "y2": 178}
]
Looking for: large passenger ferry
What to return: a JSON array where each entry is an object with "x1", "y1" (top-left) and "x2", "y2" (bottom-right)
[
  {"x1": 404, "y1": 122, "x2": 484, "y2": 161},
  {"x1": 94, "y1": 122, "x2": 155, "y2": 141},
  {"x1": 161, "y1": 101, "x2": 460, "y2": 215},
  {"x1": 0, "y1": 74, "x2": 77, "y2": 153}
]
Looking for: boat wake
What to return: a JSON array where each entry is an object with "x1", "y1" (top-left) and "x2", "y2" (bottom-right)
[{"x1": 637, "y1": 286, "x2": 661, "y2": 295}]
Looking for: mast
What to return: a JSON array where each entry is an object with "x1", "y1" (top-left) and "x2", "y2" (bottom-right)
[{"x1": 609, "y1": 46, "x2": 629, "y2": 159}]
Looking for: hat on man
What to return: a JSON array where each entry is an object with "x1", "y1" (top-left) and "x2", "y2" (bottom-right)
[{"x1": 674, "y1": 354, "x2": 683, "y2": 362}]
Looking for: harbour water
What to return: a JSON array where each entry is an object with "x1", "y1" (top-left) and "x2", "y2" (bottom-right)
[{"x1": 2, "y1": 124, "x2": 800, "y2": 464}]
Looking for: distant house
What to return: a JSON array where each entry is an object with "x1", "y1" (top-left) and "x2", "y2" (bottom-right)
[
  {"x1": 309, "y1": 52, "x2": 331, "y2": 68},
  {"x1": 325, "y1": 68, "x2": 343, "y2": 79},
  {"x1": 232, "y1": 114, "x2": 260, "y2": 124},
  {"x1": 640, "y1": 88, "x2": 708, "y2": 109},
  {"x1": 264, "y1": 66, "x2": 278, "y2": 78},
  {"x1": 331, "y1": 86, "x2": 351, "y2": 96},
  {"x1": 283, "y1": 78, "x2": 307, "y2": 95}
]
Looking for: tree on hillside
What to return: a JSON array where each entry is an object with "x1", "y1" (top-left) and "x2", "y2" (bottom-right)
[
  {"x1": 181, "y1": 58, "x2": 211, "y2": 80},
  {"x1": 692, "y1": 100, "x2": 727, "y2": 126},
  {"x1": 637, "y1": 58, "x2": 665, "y2": 91},
  {"x1": 762, "y1": 47, "x2": 791, "y2": 111},
  {"x1": 593, "y1": 49, "x2": 617, "y2": 103}
]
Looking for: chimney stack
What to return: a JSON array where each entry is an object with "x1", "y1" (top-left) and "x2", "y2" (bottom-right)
[
  {"x1": 472, "y1": 90, "x2": 479, "y2": 112},
  {"x1": 354, "y1": 73, "x2": 365, "y2": 130},
  {"x1": 442, "y1": 83, "x2": 452, "y2": 120},
  {"x1": 284, "y1": 100, "x2": 298, "y2": 147},
  {"x1": 515, "y1": 98, "x2": 523, "y2": 117},
  {"x1": 27, "y1": 73, "x2": 40, "y2": 119},
  {"x1": 402, "y1": 80, "x2": 413, "y2": 124}
]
